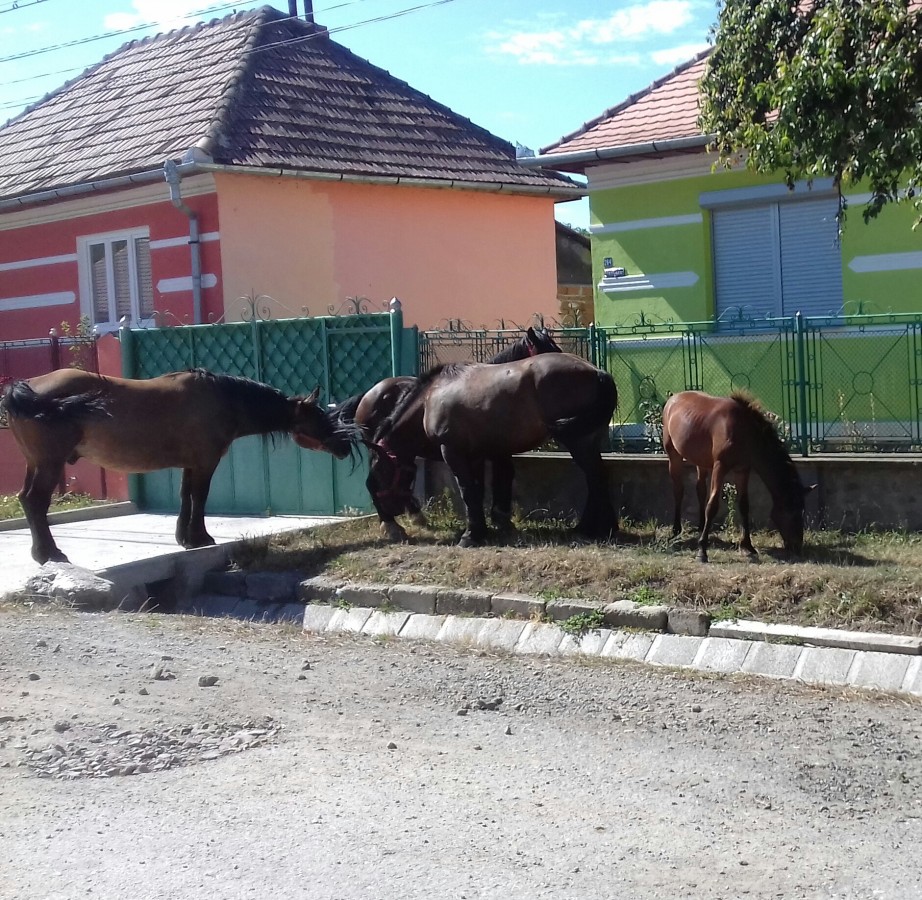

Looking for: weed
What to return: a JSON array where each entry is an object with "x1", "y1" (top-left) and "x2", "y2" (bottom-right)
[
  {"x1": 629, "y1": 585, "x2": 665, "y2": 606},
  {"x1": 334, "y1": 598, "x2": 353, "y2": 611},
  {"x1": 560, "y1": 608, "x2": 606, "y2": 637}
]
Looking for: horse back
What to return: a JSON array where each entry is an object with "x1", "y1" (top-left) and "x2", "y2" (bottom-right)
[{"x1": 662, "y1": 390, "x2": 753, "y2": 469}]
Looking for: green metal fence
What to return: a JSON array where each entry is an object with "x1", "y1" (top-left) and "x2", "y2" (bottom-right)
[
  {"x1": 419, "y1": 313, "x2": 922, "y2": 455},
  {"x1": 121, "y1": 310, "x2": 412, "y2": 516}
]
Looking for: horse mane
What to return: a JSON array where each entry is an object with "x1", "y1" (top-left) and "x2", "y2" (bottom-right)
[
  {"x1": 375, "y1": 363, "x2": 468, "y2": 442},
  {"x1": 731, "y1": 391, "x2": 803, "y2": 503},
  {"x1": 328, "y1": 391, "x2": 364, "y2": 426},
  {"x1": 190, "y1": 368, "x2": 298, "y2": 438}
]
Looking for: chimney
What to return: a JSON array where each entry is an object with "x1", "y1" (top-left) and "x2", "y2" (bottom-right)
[
  {"x1": 287, "y1": 0, "x2": 297, "y2": 16},
  {"x1": 303, "y1": 0, "x2": 315, "y2": 25}
]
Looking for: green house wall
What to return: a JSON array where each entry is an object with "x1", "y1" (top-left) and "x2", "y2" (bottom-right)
[{"x1": 590, "y1": 163, "x2": 922, "y2": 328}]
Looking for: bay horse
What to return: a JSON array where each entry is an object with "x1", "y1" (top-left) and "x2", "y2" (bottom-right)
[
  {"x1": 1, "y1": 368, "x2": 359, "y2": 564},
  {"x1": 371, "y1": 353, "x2": 618, "y2": 547},
  {"x1": 331, "y1": 327, "x2": 562, "y2": 538},
  {"x1": 662, "y1": 390, "x2": 815, "y2": 563}
]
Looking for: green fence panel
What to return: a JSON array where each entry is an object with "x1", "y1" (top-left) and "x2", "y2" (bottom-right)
[{"x1": 125, "y1": 312, "x2": 402, "y2": 516}]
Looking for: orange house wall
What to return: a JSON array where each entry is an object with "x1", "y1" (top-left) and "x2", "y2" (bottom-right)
[{"x1": 214, "y1": 174, "x2": 559, "y2": 329}]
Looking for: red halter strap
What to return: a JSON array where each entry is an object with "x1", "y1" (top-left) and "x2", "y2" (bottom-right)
[{"x1": 371, "y1": 440, "x2": 417, "y2": 499}]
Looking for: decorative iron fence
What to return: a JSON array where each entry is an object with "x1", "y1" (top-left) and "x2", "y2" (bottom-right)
[{"x1": 418, "y1": 312, "x2": 922, "y2": 455}]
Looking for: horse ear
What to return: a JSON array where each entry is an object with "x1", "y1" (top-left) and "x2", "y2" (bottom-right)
[
  {"x1": 804, "y1": 483, "x2": 818, "y2": 495},
  {"x1": 526, "y1": 326, "x2": 537, "y2": 341},
  {"x1": 307, "y1": 386, "x2": 321, "y2": 405}
]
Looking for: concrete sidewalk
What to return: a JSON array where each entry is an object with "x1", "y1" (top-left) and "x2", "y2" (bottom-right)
[{"x1": 0, "y1": 505, "x2": 341, "y2": 599}]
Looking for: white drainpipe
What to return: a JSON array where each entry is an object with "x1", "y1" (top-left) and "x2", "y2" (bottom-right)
[{"x1": 163, "y1": 159, "x2": 203, "y2": 325}]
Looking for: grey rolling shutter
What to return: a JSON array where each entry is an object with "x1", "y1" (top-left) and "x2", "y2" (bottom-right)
[
  {"x1": 712, "y1": 206, "x2": 780, "y2": 322},
  {"x1": 779, "y1": 197, "x2": 843, "y2": 317}
]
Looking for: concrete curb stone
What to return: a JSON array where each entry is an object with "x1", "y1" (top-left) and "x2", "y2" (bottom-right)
[
  {"x1": 545, "y1": 599, "x2": 605, "y2": 622},
  {"x1": 362, "y1": 610, "x2": 412, "y2": 637},
  {"x1": 397, "y1": 613, "x2": 447, "y2": 641},
  {"x1": 388, "y1": 584, "x2": 438, "y2": 615},
  {"x1": 338, "y1": 583, "x2": 390, "y2": 608},
  {"x1": 794, "y1": 646, "x2": 857, "y2": 686},
  {"x1": 558, "y1": 628, "x2": 613, "y2": 657},
  {"x1": 491, "y1": 592, "x2": 545, "y2": 620},
  {"x1": 741, "y1": 642, "x2": 803, "y2": 680},
  {"x1": 435, "y1": 588, "x2": 492, "y2": 617},
  {"x1": 246, "y1": 572, "x2": 301, "y2": 603},
  {"x1": 604, "y1": 600, "x2": 669, "y2": 632},
  {"x1": 201, "y1": 570, "x2": 249, "y2": 597},
  {"x1": 694, "y1": 637, "x2": 755, "y2": 673},
  {"x1": 298, "y1": 576, "x2": 342, "y2": 604},
  {"x1": 601, "y1": 632, "x2": 656, "y2": 662},
  {"x1": 515, "y1": 622, "x2": 566, "y2": 655},
  {"x1": 667, "y1": 608, "x2": 711, "y2": 637},
  {"x1": 647, "y1": 634, "x2": 705, "y2": 668}
]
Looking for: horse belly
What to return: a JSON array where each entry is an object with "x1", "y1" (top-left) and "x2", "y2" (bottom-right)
[{"x1": 75, "y1": 427, "x2": 216, "y2": 473}]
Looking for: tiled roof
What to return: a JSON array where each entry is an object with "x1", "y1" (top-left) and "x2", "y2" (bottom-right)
[
  {"x1": 539, "y1": 50, "x2": 711, "y2": 167},
  {"x1": 0, "y1": 5, "x2": 577, "y2": 204}
]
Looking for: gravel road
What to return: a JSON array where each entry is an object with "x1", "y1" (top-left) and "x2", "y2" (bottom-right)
[{"x1": 2, "y1": 606, "x2": 921, "y2": 900}]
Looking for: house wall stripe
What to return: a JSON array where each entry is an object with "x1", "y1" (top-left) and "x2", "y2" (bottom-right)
[
  {"x1": 0, "y1": 253, "x2": 78, "y2": 272},
  {"x1": 156, "y1": 274, "x2": 218, "y2": 293},
  {"x1": 848, "y1": 251, "x2": 922, "y2": 274},
  {"x1": 591, "y1": 213, "x2": 702, "y2": 235},
  {"x1": 0, "y1": 291, "x2": 75, "y2": 310}
]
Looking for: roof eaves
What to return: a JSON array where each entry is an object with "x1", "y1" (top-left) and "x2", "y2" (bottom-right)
[{"x1": 539, "y1": 47, "x2": 713, "y2": 155}]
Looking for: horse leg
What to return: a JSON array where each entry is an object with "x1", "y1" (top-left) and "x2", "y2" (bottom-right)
[
  {"x1": 697, "y1": 462, "x2": 727, "y2": 563},
  {"x1": 178, "y1": 467, "x2": 217, "y2": 549},
  {"x1": 733, "y1": 470, "x2": 758, "y2": 559},
  {"x1": 20, "y1": 462, "x2": 68, "y2": 564},
  {"x1": 665, "y1": 442, "x2": 685, "y2": 538},
  {"x1": 564, "y1": 434, "x2": 617, "y2": 538},
  {"x1": 441, "y1": 446, "x2": 487, "y2": 547},
  {"x1": 489, "y1": 456, "x2": 515, "y2": 533},
  {"x1": 695, "y1": 468, "x2": 708, "y2": 534}
]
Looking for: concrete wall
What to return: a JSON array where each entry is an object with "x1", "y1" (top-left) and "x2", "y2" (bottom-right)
[{"x1": 425, "y1": 452, "x2": 922, "y2": 532}]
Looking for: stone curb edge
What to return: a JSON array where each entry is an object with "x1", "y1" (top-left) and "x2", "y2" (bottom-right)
[
  {"x1": 297, "y1": 576, "x2": 922, "y2": 658},
  {"x1": 301, "y1": 604, "x2": 922, "y2": 699}
]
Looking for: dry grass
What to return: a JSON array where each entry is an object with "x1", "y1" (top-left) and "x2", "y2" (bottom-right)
[{"x1": 231, "y1": 494, "x2": 922, "y2": 635}]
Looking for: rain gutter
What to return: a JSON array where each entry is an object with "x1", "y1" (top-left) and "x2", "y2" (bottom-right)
[
  {"x1": 163, "y1": 159, "x2": 203, "y2": 325},
  {"x1": 518, "y1": 135, "x2": 713, "y2": 171}
]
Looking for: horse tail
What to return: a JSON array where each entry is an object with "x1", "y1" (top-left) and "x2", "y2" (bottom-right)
[
  {"x1": 548, "y1": 369, "x2": 617, "y2": 441},
  {"x1": 1, "y1": 380, "x2": 109, "y2": 423}
]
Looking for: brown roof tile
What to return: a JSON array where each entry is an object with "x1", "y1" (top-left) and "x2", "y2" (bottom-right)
[{"x1": 0, "y1": 5, "x2": 577, "y2": 204}]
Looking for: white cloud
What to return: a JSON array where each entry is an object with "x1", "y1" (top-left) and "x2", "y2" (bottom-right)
[
  {"x1": 650, "y1": 41, "x2": 711, "y2": 66},
  {"x1": 103, "y1": 0, "x2": 216, "y2": 31},
  {"x1": 487, "y1": 1, "x2": 697, "y2": 66}
]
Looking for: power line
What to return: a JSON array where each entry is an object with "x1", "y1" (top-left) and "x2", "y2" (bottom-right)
[
  {"x1": 0, "y1": 0, "x2": 51, "y2": 14},
  {"x1": 0, "y1": 0, "x2": 462, "y2": 115}
]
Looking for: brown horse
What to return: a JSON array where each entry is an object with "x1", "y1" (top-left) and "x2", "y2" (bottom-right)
[
  {"x1": 1, "y1": 367, "x2": 358, "y2": 564},
  {"x1": 370, "y1": 353, "x2": 618, "y2": 547},
  {"x1": 662, "y1": 390, "x2": 815, "y2": 563},
  {"x1": 331, "y1": 327, "x2": 562, "y2": 538}
]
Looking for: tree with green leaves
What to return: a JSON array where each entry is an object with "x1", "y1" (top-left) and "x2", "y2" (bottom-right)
[{"x1": 699, "y1": 0, "x2": 922, "y2": 227}]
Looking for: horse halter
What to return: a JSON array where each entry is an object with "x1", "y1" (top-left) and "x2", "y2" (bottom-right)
[{"x1": 370, "y1": 441, "x2": 417, "y2": 501}]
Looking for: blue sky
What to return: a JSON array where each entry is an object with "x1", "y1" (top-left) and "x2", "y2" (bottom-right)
[{"x1": 0, "y1": 0, "x2": 715, "y2": 227}]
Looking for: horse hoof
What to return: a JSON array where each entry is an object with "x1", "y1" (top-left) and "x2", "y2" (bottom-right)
[
  {"x1": 381, "y1": 522, "x2": 408, "y2": 542},
  {"x1": 457, "y1": 533, "x2": 484, "y2": 548},
  {"x1": 696, "y1": 553, "x2": 709, "y2": 564}
]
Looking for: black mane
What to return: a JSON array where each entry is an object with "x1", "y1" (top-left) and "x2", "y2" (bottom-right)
[
  {"x1": 731, "y1": 392, "x2": 803, "y2": 505},
  {"x1": 375, "y1": 363, "x2": 468, "y2": 442},
  {"x1": 190, "y1": 368, "x2": 296, "y2": 438}
]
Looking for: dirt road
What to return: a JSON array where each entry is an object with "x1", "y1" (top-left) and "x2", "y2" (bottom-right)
[{"x1": 2, "y1": 606, "x2": 921, "y2": 899}]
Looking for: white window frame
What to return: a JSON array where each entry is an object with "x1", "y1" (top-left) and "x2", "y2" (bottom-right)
[{"x1": 77, "y1": 227, "x2": 154, "y2": 333}]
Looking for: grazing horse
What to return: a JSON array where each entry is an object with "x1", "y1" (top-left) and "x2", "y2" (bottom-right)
[
  {"x1": 332, "y1": 327, "x2": 562, "y2": 538},
  {"x1": 371, "y1": 353, "x2": 618, "y2": 547},
  {"x1": 662, "y1": 390, "x2": 815, "y2": 563},
  {"x1": 1, "y1": 368, "x2": 358, "y2": 564}
]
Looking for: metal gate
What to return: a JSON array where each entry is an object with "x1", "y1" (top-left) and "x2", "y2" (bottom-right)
[{"x1": 120, "y1": 310, "x2": 413, "y2": 516}]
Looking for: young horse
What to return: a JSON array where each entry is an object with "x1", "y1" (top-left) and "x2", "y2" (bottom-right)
[
  {"x1": 371, "y1": 353, "x2": 618, "y2": 547},
  {"x1": 662, "y1": 390, "x2": 815, "y2": 563},
  {"x1": 331, "y1": 326, "x2": 562, "y2": 538},
  {"x1": 2, "y1": 368, "x2": 358, "y2": 564}
]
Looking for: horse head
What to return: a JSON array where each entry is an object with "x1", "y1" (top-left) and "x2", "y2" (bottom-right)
[
  {"x1": 291, "y1": 386, "x2": 359, "y2": 459},
  {"x1": 366, "y1": 441, "x2": 419, "y2": 518},
  {"x1": 771, "y1": 482, "x2": 817, "y2": 556},
  {"x1": 525, "y1": 326, "x2": 562, "y2": 356}
]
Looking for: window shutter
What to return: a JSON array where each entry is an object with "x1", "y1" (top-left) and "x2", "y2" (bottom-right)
[
  {"x1": 779, "y1": 198, "x2": 843, "y2": 317},
  {"x1": 112, "y1": 239, "x2": 131, "y2": 321},
  {"x1": 712, "y1": 206, "x2": 780, "y2": 321},
  {"x1": 135, "y1": 237, "x2": 154, "y2": 319},
  {"x1": 89, "y1": 243, "x2": 109, "y2": 324}
]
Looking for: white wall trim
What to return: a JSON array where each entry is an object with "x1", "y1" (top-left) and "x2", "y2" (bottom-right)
[
  {"x1": 848, "y1": 251, "x2": 922, "y2": 274},
  {"x1": 0, "y1": 291, "x2": 75, "y2": 311},
  {"x1": 599, "y1": 271, "x2": 699, "y2": 293},
  {"x1": 0, "y1": 174, "x2": 216, "y2": 232},
  {"x1": 150, "y1": 231, "x2": 220, "y2": 250},
  {"x1": 591, "y1": 213, "x2": 702, "y2": 235},
  {"x1": 0, "y1": 253, "x2": 78, "y2": 272},
  {"x1": 157, "y1": 273, "x2": 218, "y2": 293},
  {"x1": 588, "y1": 155, "x2": 712, "y2": 191},
  {"x1": 700, "y1": 178, "x2": 836, "y2": 210}
]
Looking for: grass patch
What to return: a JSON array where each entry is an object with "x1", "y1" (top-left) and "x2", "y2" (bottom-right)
[
  {"x1": 560, "y1": 608, "x2": 606, "y2": 637},
  {"x1": 232, "y1": 509, "x2": 922, "y2": 635},
  {"x1": 0, "y1": 492, "x2": 104, "y2": 521}
]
